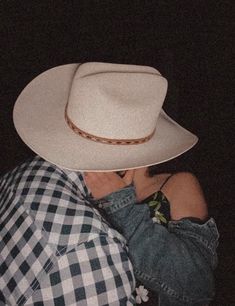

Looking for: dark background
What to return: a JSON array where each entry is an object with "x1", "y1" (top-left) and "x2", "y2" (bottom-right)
[{"x1": 0, "y1": 1, "x2": 234, "y2": 305}]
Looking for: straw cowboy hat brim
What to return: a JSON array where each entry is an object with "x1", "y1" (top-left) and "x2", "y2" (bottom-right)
[{"x1": 13, "y1": 63, "x2": 198, "y2": 172}]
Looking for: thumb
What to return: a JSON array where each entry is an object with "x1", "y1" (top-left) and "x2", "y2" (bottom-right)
[{"x1": 123, "y1": 170, "x2": 135, "y2": 186}]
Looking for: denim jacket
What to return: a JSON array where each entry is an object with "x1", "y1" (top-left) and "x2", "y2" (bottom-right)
[{"x1": 99, "y1": 185, "x2": 219, "y2": 306}]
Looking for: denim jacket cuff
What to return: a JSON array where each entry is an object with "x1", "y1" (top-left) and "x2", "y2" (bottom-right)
[{"x1": 100, "y1": 185, "x2": 136, "y2": 214}]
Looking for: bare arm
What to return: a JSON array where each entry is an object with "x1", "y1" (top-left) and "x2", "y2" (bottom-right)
[{"x1": 161, "y1": 172, "x2": 208, "y2": 221}]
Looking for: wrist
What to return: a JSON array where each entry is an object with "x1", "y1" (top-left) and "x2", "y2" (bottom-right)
[{"x1": 100, "y1": 184, "x2": 136, "y2": 214}]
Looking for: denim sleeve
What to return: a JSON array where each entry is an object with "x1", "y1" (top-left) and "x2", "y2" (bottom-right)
[{"x1": 101, "y1": 185, "x2": 219, "y2": 306}]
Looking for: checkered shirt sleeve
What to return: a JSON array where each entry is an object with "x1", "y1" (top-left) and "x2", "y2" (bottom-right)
[{"x1": 0, "y1": 156, "x2": 135, "y2": 305}]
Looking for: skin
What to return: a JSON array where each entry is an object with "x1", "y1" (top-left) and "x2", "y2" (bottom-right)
[{"x1": 84, "y1": 167, "x2": 208, "y2": 221}]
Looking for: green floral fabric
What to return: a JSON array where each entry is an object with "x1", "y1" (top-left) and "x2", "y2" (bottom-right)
[{"x1": 145, "y1": 190, "x2": 170, "y2": 227}]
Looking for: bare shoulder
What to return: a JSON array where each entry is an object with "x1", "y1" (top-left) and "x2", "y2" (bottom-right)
[
  {"x1": 162, "y1": 172, "x2": 208, "y2": 221},
  {"x1": 165, "y1": 172, "x2": 203, "y2": 193}
]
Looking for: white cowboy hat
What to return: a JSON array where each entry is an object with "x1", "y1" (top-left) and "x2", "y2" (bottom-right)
[{"x1": 13, "y1": 62, "x2": 198, "y2": 172}]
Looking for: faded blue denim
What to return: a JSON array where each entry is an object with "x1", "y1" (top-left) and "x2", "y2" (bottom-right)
[{"x1": 100, "y1": 185, "x2": 219, "y2": 306}]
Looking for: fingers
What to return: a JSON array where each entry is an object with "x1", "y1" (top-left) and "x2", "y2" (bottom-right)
[
  {"x1": 84, "y1": 171, "x2": 134, "y2": 185},
  {"x1": 84, "y1": 172, "x2": 109, "y2": 191},
  {"x1": 84, "y1": 171, "x2": 126, "y2": 200},
  {"x1": 84, "y1": 172, "x2": 106, "y2": 181},
  {"x1": 123, "y1": 170, "x2": 135, "y2": 185}
]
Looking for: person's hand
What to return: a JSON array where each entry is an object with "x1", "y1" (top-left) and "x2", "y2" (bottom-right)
[{"x1": 84, "y1": 171, "x2": 134, "y2": 200}]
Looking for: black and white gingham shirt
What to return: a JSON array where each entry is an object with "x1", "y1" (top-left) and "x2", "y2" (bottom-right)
[{"x1": 0, "y1": 156, "x2": 135, "y2": 305}]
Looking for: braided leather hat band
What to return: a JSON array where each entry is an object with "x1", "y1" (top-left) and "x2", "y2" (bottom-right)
[{"x1": 65, "y1": 108, "x2": 155, "y2": 145}]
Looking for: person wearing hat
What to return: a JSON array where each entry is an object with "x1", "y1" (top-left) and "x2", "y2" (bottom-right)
[{"x1": 0, "y1": 62, "x2": 219, "y2": 305}]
